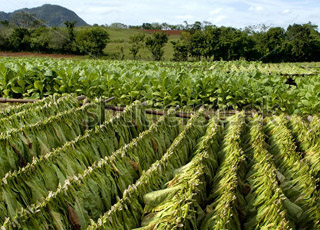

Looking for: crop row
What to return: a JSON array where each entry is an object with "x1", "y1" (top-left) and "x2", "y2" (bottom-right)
[
  {"x1": 89, "y1": 111, "x2": 208, "y2": 230},
  {"x1": 2, "y1": 106, "x2": 180, "y2": 228},
  {"x1": 0, "y1": 96, "x2": 60, "y2": 119},
  {"x1": 0, "y1": 98, "x2": 106, "y2": 179},
  {"x1": 1, "y1": 58, "x2": 320, "y2": 114},
  {"x1": 0, "y1": 101, "x2": 147, "y2": 224},
  {"x1": 1, "y1": 99, "x2": 320, "y2": 229},
  {"x1": 0, "y1": 95, "x2": 79, "y2": 134},
  {"x1": 87, "y1": 113, "x2": 320, "y2": 230}
]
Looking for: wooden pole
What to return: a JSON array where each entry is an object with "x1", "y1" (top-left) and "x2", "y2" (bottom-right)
[
  {"x1": 0, "y1": 98, "x2": 37, "y2": 103},
  {"x1": 105, "y1": 105, "x2": 125, "y2": 112},
  {"x1": 105, "y1": 97, "x2": 115, "y2": 103}
]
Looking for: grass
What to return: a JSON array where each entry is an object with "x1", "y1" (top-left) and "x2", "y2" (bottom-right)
[{"x1": 103, "y1": 28, "x2": 181, "y2": 61}]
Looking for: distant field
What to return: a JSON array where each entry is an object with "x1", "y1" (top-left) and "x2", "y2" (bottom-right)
[{"x1": 103, "y1": 28, "x2": 181, "y2": 61}]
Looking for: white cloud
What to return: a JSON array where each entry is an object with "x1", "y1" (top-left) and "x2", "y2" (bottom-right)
[
  {"x1": 77, "y1": 6, "x2": 119, "y2": 14},
  {"x1": 208, "y1": 15, "x2": 227, "y2": 24},
  {"x1": 282, "y1": 9, "x2": 291, "y2": 14},
  {"x1": 1, "y1": 0, "x2": 320, "y2": 28},
  {"x1": 209, "y1": 8, "x2": 223, "y2": 15},
  {"x1": 249, "y1": 6, "x2": 264, "y2": 11},
  {"x1": 175, "y1": 15, "x2": 195, "y2": 20}
]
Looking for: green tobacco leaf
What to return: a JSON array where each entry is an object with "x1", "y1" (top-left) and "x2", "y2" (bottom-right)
[
  {"x1": 283, "y1": 198, "x2": 303, "y2": 220},
  {"x1": 34, "y1": 81, "x2": 43, "y2": 90},
  {"x1": 144, "y1": 186, "x2": 181, "y2": 208},
  {"x1": 50, "y1": 210, "x2": 64, "y2": 230},
  {"x1": 12, "y1": 86, "x2": 23, "y2": 94}
]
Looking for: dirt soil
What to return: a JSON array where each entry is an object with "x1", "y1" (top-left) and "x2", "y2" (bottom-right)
[
  {"x1": 143, "y1": 29, "x2": 183, "y2": 35},
  {"x1": 0, "y1": 51, "x2": 79, "y2": 58}
]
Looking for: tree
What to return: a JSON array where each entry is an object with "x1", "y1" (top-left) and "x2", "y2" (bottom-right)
[
  {"x1": 75, "y1": 27, "x2": 109, "y2": 56},
  {"x1": 109, "y1": 23, "x2": 128, "y2": 29},
  {"x1": 7, "y1": 27, "x2": 31, "y2": 51},
  {"x1": 63, "y1": 20, "x2": 76, "y2": 53},
  {"x1": 187, "y1": 30, "x2": 206, "y2": 60},
  {"x1": 183, "y1": 21, "x2": 190, "y2": 30},
  {"x1": 142, "y1": 23, "x2": 152, "y2": 30},
  {"x1": 0, "y1": 20, "x2": 9, "y2": 27},
  {"x1": 259, "y1": 27, "x2": 285, "y2": 62},
  {"x1": 209, "y1": 27, "x2": 253, "y2": 60},
  {"x1": 128, "y1": 34, "x2": 145, "y2": 59},
  {"x1": 0, "y1": 30, "x2": 7, "y2": 50},
  {"x1": 192, "y1": 21, "x2": 203, "y2": 31},
  {"x1": 116, "y1": 45, "x2": 125, "y2": 60},
  {"x1": 29, "y1": 27, "x2": 50, "y2": 52},
  {"x1": 48, "y1": 28, "x2": 69, "y2": 53},
  {"x1": 288, "y1": 24, "x2": 320, "y2": 61},
  {"x1": 184, "y1": 26, "x2": 258, "y2": 61},
  {"x1": 151, "y1": 23, "x2": 162, "y2": 30},
  {"x1": 161, "y1": 22, "x2": 170, "y2": 30},
  {"x1": 171, "y1": 40, "x2": 188, "y2": 61},
  {"x1": 203, "y1": 21, "x2": 212, "y2": 28},
  {"x1": 145, "y1": 32, "x2": 168, "y2": 61},
  {"x1": 0, "y1": 20, "x2": 10, "y2": 50},
  {"x1": 203, "y1": 26, "x2": 220, "y2": 59}
]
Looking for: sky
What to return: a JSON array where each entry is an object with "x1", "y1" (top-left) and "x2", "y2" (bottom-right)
[{"x1": 1, "y1": 0, "x2": 320, "y2": 28}]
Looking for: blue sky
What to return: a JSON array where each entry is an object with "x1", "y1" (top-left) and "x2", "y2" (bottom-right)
[{"x1": 1, "y1": 0, "x2": 320, "y2": 28}]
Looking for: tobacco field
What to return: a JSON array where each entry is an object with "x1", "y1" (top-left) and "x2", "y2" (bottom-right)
[
  {"x1": 0, "y1": 95, "x2": 319, "y2": 229},
  {"x1": 1, "y1": 57, "x2": 320, "y2": 114}
]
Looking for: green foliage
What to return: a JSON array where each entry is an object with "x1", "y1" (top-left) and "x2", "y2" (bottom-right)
[
  {"x1": 171, "y1": 40, "x2": 188, "y2": 61},
  {"x1": 1, "y1": 21, "x2": 320, "y2": 62},
  {"x1": 1, "y1": 98, "x2": 320, "y2": 229},
  {"x1": 187, "y1": 30, "x2": 206, "y2": 60},
  {"x1": 0, "y1": 58, "x2": 320, "y2": 115},
  {"x1": 29, "y1": 27, "x2": 50, "y2": 52},
  {"x1": 47, "y1": 28, "x2": 69, "y2": 52},
  {"x1": 63, "y1": 20, "x2": 76, "y2": 53},
  {"x1": 0, "y1": 20, "x2": 109, "y2": 55},
  {"x1": 181, "y1": 26, "x2": 258, "y2": 61},
  {"x1": 2, "y1": 107, "x2": 179, "y2": 229},
  {"x1": 169, "y1": 23, "x2": 320, "y2": 62},
  {"x1": 0, "y1": 20, "x2": 9, "y2": 26},
  {"x1": 87, "y1": 111, "x2": 208, "y2": 230},
  {"x1": 128, "y1": 34, "x2": 145, "y2": 59},
  {"x1": 7, "y1": 27, "x2": 31, "y2": 51},
  {"x1": 75, "y1": 27, "x2": 109, "y2": 56},
  {"x1": 0, "y1": 29, "x2": 8, "y2": 50},
  {"x1": 145, "y1": 32, "x2": 168, "y2": 61},
  {"x1": 0, "y1": 102, "x2": 147, "y2": 226}
]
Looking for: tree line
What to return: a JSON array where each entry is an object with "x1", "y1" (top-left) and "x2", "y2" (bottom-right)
[
  {"x1": 126, "y1": 22, "x2": 320, "y2": 62},
  {"x1": 0, "y1": 13, "x2": 109, "y2": 56},
  {"x1": 106, "y1": 21, "x2": 214, "y2": 30},
  {"x1": 170, "y1": 22, "x2": 320, "y2": 62},
  {"x1": 1, "y1": 15, "x2": 320, "y2": 62}
]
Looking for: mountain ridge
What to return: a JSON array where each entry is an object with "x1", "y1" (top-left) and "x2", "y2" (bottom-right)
[{"x1": 0, "y1": 4, "x2": 88, "y2": 27}]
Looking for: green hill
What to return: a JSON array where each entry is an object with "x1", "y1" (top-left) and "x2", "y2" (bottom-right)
[{"x1": 0, "y1": 4, "x2": 88, "y2": 27}]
